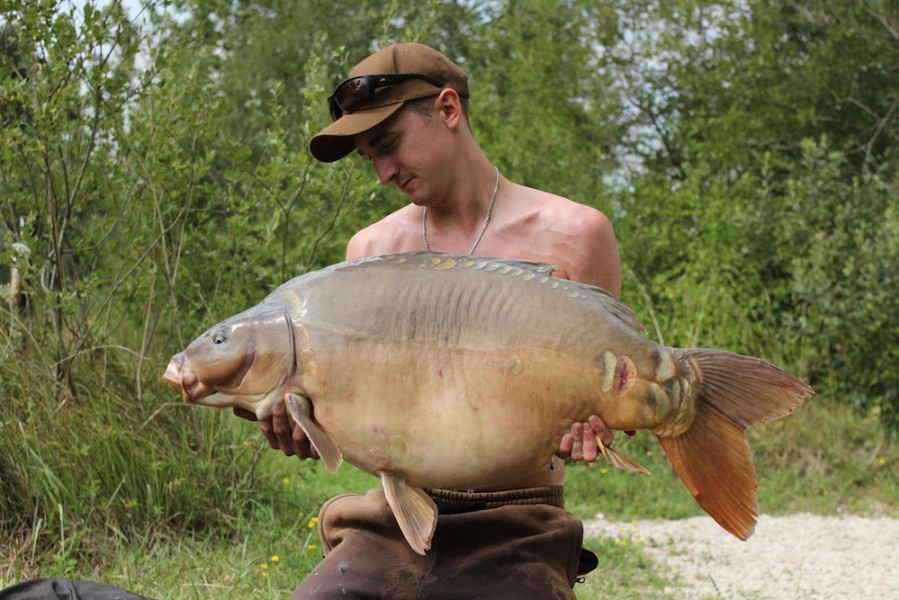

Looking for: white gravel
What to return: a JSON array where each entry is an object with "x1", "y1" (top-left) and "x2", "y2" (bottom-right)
[{"x1": 584, "y1": 513, "x2": 899, "y2": 599}]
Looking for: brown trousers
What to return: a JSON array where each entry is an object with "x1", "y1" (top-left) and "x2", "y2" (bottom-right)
[{"x1": 290, "y1": 487, "x2": 583, "y2": 599}]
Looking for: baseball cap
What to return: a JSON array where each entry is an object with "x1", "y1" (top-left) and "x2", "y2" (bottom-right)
[{"x1": 309, "y1": 43, "x2": 469, "y2": 163}]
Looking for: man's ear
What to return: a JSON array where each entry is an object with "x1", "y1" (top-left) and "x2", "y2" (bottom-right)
[{"x1": 434, "y1": 89, "x2": 464, "y2": 129}]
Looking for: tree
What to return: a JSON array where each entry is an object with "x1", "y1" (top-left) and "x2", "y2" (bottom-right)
[{"x1": 606, "y1": 0, "x2": 899, "y2": 425}]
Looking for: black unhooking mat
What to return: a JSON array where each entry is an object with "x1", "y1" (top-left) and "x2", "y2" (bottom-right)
[{"x1": 0, "y1": 579, "x2": 154, "y2": 600}]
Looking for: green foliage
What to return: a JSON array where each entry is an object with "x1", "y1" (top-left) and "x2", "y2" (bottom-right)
[
  {"x1": 0, "y1": 0, "x2": 369, "y2": 562},
  {"x1": 609, "y1": 0, "x2": 899, "y2": 425},
  {"x1": 468, "y1": 0, "x2": 624, "y2": 207},
  {"x1": 777, "y1": 142, "x2": 899, "y2": 426}
]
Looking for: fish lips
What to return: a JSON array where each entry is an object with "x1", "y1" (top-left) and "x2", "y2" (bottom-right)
[{"x1": 163, "y1": 355, "x2": 215, "y2": 404}]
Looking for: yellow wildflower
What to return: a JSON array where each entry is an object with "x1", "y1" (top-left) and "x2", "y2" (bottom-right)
[{"x1": 271, "y1": 555, "x2": 280, "y2": 564}]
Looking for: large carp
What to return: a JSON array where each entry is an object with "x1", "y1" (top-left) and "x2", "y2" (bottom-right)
[{"x1": 163, "y1": 253, "x2": 811, "y2": 555}]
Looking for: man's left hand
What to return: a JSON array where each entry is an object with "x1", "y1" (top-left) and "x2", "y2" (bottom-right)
[{"x1": 557, "y1": 415, "x2": 614, "y2": 462}]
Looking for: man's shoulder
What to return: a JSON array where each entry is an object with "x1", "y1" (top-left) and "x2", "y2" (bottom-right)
[
  {"x1": 346, "y1": 204, "x2": 419, "y2": 259},
  {"x1": 521, "y1": 187, "x2": 613, "y2": 234},
  {"x1": 504, "y1": 185, "x2": 619, "y2": 294}
]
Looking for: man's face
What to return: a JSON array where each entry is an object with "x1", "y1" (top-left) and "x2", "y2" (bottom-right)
[{"x1": 352, "y1": 100, "x2": 449, "y2": 206}]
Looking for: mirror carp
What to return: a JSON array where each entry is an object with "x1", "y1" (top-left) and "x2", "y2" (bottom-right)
[{"x1": 163, "y1": 253, "x2": 812, "y2": 555}]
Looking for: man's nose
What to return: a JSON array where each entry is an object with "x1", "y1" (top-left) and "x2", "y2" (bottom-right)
[{"x1": 372, "y1": 157, "x2": 397, "y2": 185}]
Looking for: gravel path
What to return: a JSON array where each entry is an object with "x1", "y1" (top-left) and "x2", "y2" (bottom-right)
[{"x1": 584, "y1": 513, "x2": 899, "y2": 599}]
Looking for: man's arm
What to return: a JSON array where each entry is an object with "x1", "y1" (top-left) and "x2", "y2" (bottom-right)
[{"x1": 553, "y1": 203, "x2": 624, "y2": 459}]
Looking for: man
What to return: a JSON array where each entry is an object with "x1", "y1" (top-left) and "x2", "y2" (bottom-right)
[{"x1": 244, "y1": 43, "x2": 623, "y2": 598}]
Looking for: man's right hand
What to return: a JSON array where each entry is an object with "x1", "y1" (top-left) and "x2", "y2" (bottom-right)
[{"x1": 233, "y1": 402, "x2": 320, "y2": 460}]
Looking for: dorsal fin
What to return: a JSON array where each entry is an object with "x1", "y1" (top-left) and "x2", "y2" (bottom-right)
[{"x1": 339, "y1": 252, "x2": 558, "y2": 275}]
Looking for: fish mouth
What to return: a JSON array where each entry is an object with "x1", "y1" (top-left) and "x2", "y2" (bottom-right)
[
  {"x1": 163, "y1": 357, "x2": 215, "y2": 404},
  {"x1": 162, "y1": 359, "x2": 183, "y2": 388}
]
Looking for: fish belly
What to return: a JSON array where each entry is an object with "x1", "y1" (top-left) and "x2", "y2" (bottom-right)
[
  {"x1": 308, "y1": 345, "x2": 590, "y2": 488},
  {"x1": 299, "y1": 326, "x2": 667, "y2": 490}
]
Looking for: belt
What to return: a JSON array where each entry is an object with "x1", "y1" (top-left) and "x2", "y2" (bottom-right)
[{"x1": 424, "y1": 486, "x2": 565, "y2": 515}]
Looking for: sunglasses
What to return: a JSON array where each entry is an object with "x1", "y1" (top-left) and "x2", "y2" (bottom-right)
[{"x1": 327, "y1": 73, "x2": 446, "y2": 121}]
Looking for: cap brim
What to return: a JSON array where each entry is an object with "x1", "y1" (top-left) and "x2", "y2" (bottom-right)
[{"x1": 309, "y1": 102, "x2": 405, "y2": 163}]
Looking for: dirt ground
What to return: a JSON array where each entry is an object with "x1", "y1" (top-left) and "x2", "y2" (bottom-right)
[{"x1": 584, "y1": 513, "x2": 899, "y2": 599}]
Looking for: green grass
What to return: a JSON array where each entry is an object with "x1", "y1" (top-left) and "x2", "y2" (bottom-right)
[
  {"x1": 575, "y1": 533, "x2": 679, "y2": 600},
  {"x1": 2, "y1": 398, "x2": 897, "y2": 598}
]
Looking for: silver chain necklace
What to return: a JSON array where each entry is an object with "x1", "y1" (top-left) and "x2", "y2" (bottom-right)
[{"x1": 422, "y1": 166, "x2": 500, "y2": 256}]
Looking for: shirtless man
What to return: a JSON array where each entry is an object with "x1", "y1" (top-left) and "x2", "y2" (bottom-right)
[{"x1": 247, "y1": 43, "x2": 623, "y2": 598}]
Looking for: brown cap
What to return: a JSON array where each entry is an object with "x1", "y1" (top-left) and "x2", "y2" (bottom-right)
[{"x1": 309, "y1": 43, "x2": 469, "y2": 162}]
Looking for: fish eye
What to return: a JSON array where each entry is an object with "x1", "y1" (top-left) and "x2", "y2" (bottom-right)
[{"x1": 212, "y1": 328, "x2": 227, "y2": 344}]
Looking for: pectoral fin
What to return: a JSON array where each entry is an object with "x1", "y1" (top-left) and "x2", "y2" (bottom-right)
[
  {"x1": 380, "y1": 472, "x2": 438, "y2": 555},
  {"x1": 285, "y1": 393, "x2": 343, "y2": 474},
  {"x1": 599, "y1": 440, "x2": 651, "y2": 475}
]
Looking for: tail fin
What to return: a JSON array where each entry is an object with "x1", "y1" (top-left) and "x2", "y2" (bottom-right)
[{"x1": 658, "y1": 349, "x2": 812, "y2": 540}]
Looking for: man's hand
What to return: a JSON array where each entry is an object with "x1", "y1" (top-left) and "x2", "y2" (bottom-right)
[
  {"x1": 232, "y1": 402, "x2": 320, "y2": 460},
  {"x1": 557, "y1": 415, "x2": 616, "y2": 462}
]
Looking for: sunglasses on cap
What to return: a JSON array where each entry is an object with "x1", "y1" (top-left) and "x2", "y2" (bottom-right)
[{"x1": 327, "y1": 73, "x2": 446, "y2": 121}]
